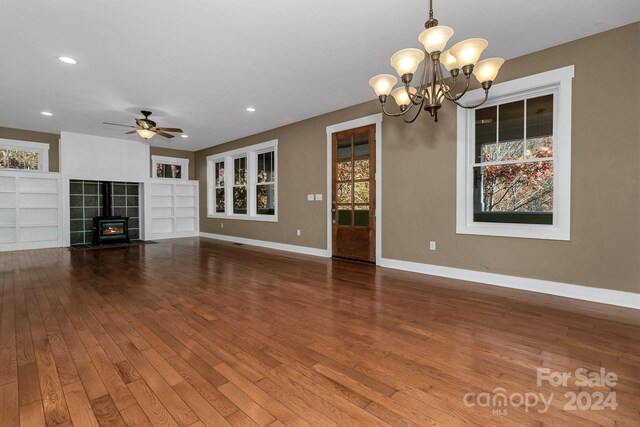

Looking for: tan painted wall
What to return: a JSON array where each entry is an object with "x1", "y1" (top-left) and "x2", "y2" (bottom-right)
[
  {"x1": 195, "y1": 23, "x2": 640, "y2": 294},
  {"x1": 0, "y1": 126, "x2": 60, "y2": 172},
  {"x1": 149, "y1": 146, "x2": 196, "y2": 180}
]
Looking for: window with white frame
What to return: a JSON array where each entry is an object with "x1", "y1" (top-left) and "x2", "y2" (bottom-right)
[
  {"x1": 456, "y1": 66, "x2": 574, "y2": 240},
  {"x1": 0, "y1": 139, "x2": 49, "y2": 172},
  {"x1": 207, "y1": 140, "x2": 277, "y2": 221},
  {"x1": 151, "y1": 155, "x2": 189, "y2": 180}
]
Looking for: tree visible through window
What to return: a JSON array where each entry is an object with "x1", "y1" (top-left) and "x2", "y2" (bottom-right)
[
  {"x1": 473, "y1": 94, "x2": 554, "y2": 224},
  {"x1": 156, "y1": 163, "x2": 182, "y2": 179},
  {"x1": 0, "y1": 148, "x2": 40, "y2": 170}
]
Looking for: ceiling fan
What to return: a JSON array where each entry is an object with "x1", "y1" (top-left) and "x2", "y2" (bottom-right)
[{"x1": 103, "y1": 110, "x2": 183, "y2": 140}]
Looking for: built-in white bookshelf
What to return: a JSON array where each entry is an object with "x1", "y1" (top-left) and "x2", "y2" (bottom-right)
[
  {"x1": 0, "y1": 172, "x2": 62, "y2": 251},
  {"x1": 145, "y1": 180, "x2": 199, "y2": 240}
]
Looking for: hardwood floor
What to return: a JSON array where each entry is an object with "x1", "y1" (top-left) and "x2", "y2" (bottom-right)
[{"x1": 0, "y1": 238, "x2": 638, "y2": 426}]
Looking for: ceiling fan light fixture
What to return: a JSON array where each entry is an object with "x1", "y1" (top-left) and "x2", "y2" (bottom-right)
[{"x1": 136, "y1": 129, "x2": 155, "y2": 139}]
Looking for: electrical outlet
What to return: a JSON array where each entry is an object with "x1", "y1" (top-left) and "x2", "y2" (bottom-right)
[
  {"x1": 429, "y1": 241, "x2": 436, "y2": 251},
  {"x1": 221, "y1": 222, "x2": 224, "y2": 228},
  {"x1": 315, "y1": 194, "x2": 323, "y2": 201},
  {"x1": 296, "y1": 229, "x2": 301, "y2": 236},
  {"x1": 307, "y1": 194, "x2": 314, "y2": 201}
]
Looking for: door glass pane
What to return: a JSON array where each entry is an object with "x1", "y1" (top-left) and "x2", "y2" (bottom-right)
[
  {"x1": 336, "y1": 161, "x2": 352, "y2": 181},
  {"x1": 354, "y1": 182, "x2": 369, "y2": 203},
  {"x1": 233, "y1": 186, "x2": 247, "y2": 214},
  {"x1": 215, "y1": 188, "x2": 225, "y2": 213},
  {"x1": 354, "y1": 159, "x2": 369, "y2": 180},
  {"x1": 337, "y1": 207, "x2": 352, "y2": 226},
  {"x1": 337, "y1": 138, "x2": 351, "y2": 159},
  {"x1": 354, "y1": 205, "x2": 369, "y2": 227},
  {"x1": 256, "y1": 184, "x2": 275, "y2": 215},
  {"x1": 354, "y1": 133, "x2": 369, "y2": 156},
  {"x1": 337, "y1": 183, "x2": 352, "y2": 204}
]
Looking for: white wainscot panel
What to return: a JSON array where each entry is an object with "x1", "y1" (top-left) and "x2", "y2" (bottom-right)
[
  {"x1": 0, "y1": 208, "x2": 16, "y2": 226},
  {"x1": 0, "y1": 227, "x2": 16, "y2": 244},
  {"x1": 18, "y1": 177, "x2": 58, "y2": 193},
  {"x1": 20, "y1": 208, "x2": 58, "y2": 225},
  {"x1": 0, "y1": 176, "x2": 16, "y2": 192},
  {"x1": 175, "y1": 217, "x2": 196, "y2": 233},
  {"x1": 19, "y1": 193, "x2": 58, "y2": 208},
  {"x1": 0, "y1": 193, "x2": 16, "y2": 207},
  {"x1": 152, "y1": 218, "x2": 173, "y2": 234},
  {"x1": 20, "y1": 226, "x2": 58, "y2": 242}
]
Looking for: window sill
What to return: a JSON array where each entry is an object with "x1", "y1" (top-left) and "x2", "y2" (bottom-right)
[
  {"x1": 207, "y1": 214, "x2": 278, "y2": 223},
  {"x1": 457, "y1": 222, "x2": 569, "y2": 241}
]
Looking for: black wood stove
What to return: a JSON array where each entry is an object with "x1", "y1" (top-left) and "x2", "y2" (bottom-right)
[{"x1": 92, "y1": 181, "x2": 130, "y2": 245}]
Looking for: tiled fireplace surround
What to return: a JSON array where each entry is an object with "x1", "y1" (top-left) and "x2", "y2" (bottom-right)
[{"x1": 69, "y1": 180, "x2": 141, "y2": 245}]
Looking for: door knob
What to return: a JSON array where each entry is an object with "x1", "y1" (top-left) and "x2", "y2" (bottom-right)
[
  {"x1": 331, "y1": 208, "x2": 336, "y2": 212},
  {"x1": 332, "y1": 220, "x2": 336, "y2": 224}
]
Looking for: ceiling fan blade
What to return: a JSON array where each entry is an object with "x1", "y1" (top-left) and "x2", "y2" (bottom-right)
[
  {"x1": 103, "y1": 122, "x2": 136, "y2": 128},
  {"x1": 125, "y1": 130, "x2": 137, "y2": 135},
  {"x1": 156, "y1": 131, "x2": 175, "y2": 139},
  {"x1": 155, "y1": 127, "x2": 183, "y2": 133}
]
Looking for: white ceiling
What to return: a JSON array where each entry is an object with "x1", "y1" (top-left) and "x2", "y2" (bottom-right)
[{"x1": 1, "y1": 1, "x2": 639, "y2": 151}]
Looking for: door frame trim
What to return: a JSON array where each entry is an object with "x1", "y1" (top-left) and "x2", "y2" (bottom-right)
[{"x1": 326, "y1": 113, "x2": 383, "y2": 264}]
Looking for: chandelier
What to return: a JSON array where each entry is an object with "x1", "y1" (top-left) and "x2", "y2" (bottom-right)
[{"x1": 369, "y1": 0, "x2": 504, "y2": 123}]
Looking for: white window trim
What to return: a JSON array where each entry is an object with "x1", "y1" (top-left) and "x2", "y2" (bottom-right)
[
  {"x1": 151, "y1": 155, "x2": 189, "y2": 180},
  {"x1": 206, "y1": 139, "x2": 278, "y2": 222},
  {"x1": 0, "y1": 138, "x2": 50, "y2": 172},
  {"x1": 456, "y1": 65, "x2": 574, "y2": 241}
]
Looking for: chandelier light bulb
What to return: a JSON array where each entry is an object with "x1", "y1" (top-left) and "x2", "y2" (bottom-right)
[
  {"x1": 473, "y1": 58, "x2": 505, "y2": 83},
  {"x1": 369, "y1": 74, "x2": 398, "y2": 97},
  {"x1": 390, "y1": 48, "x2": 425, "y2": 78},
  {"x1": 449, "y1": 38, "x2": 488, "y2": 68},
  {"x1": 418, "y1": 26, "x2": 454, "y2": 54},
  {"x1": 390, "y1": 86, "x2": 417, "y2": 107}
]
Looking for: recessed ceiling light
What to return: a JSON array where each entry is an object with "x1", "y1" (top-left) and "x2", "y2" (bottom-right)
[
  {"x1": 41, "y1": 111, "x2": 54, "y2": 116},
  {"x1": 57, "y1": 56, "x2": 78, "y2": 65},
  {"x1": 180, "y1": 134, "x2": 188, "y2": 138},
  {"x1": 246, "y1": 107, "x2": 256, "y2": 112}
]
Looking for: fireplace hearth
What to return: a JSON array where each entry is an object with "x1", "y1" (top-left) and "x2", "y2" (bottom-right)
[{"x1": 92, "y1": 181, "x2": 130, "y2": 245}]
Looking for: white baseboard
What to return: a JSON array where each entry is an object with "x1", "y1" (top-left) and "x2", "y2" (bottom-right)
[
  {"x1": 379, "y1": 258, "x2": 640, "y2": 310},
  {"x1": 199, "y1": 232, "x2": 330, "y2": 258},
  {"x1": 0, "y1": 240, "x2": 63, "y2": 252},
  {"x1": 148, "y1": 231, "x2": 200, "y2": 241}
]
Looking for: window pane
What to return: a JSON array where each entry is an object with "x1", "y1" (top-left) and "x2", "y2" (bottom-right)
[
  {"x1": 170, "y1": 164, "x2": 182, "y2": 179},
  {"x1": 336, "y1": 161, "x2": 352, "y2": 181},
  {"x1": 473, "y1": 161, "x2": 553, "y2": 224},
  {"x1": 337, "y1": 138, "x2": 351, "y2": 159},
  {"x1": 354, "y1": 133, "x2": 369, "y2": 156},
  {"x1": 256, "y1": 184, "x2": 275, "y2": 215},
  {"x1": 215, "y1": 188, "x2": 225, "y2": 213},
  {"x1": 337, "y1": 183, "x2": 352, "y2": 204},
  {"x1": 234, "y1": 157, "x2": 247, "y2": 185},
  {"x1": 337, "y1": 207, "x2": 352, "y2": 226},
  {"x1": 497, "y1": 100, "x2": 524, "y2": 161},
  {"x1": 0, "y1": 149, "x2": 39, "y2": 170},
  {"x1": 527, "y1": 95, "x2": 553, "y2": 138},
  {"x1": 526, "y1": 137, "x2": 553, "y2": 159},
  {"x1": 233, "y1": 186, "x2": 247, "y2": 214},
  {"x1": 215, "y1": 162, "x2": 225, "y2": 187},
  {"x1": 156, "y1": 163, "x2": 163, "y2": 177},
  {"x1": 354, "y1": 159, "x2": 369, "y2": 180},
  {"x1": 354, "y1": 182, "x2": 369, "y2": 204},
  {"x1": 354, "y1": 205, "x2": 369, "y2": 227},
  {"x1": 257, "y1": 151, "x2": 275, "y2": 183}
]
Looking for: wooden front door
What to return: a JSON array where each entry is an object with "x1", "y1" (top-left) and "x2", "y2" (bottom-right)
[{"x1": 332, "y1": 124, "x2": 376, "y2": 262}]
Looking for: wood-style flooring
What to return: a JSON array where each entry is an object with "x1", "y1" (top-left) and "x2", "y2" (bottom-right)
[{"x1": 0, "y1": 237, "x2": 638, "y2": 426}]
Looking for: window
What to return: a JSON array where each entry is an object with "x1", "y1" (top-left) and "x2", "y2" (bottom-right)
[
  {"x1": 256, "y1": 151, "x2": 276, "y2": 215},
  {"x1": 457, "y1": 66, "x2": 574, "y2": 240},
  {"x1": 207, "y1": 140, "x2": 277, "y2": 221},
  {"x1": 0, "y1": 139, "x2": 49, "y2": 172},
  {"x1": 151, "y1": 155, "x2": 189, "y2": 180},
  {"x1": 214, "y1": 160, "x2": 225, "y2": 213}
]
